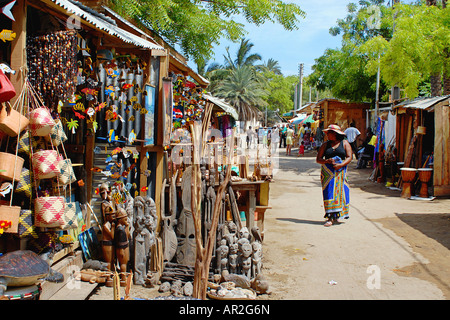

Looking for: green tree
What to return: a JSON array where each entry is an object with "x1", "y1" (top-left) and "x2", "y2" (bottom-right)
[
  {"x1": 359, "y1": 2, "x2": 450, "y2": 98},
  {"x1": 308, "y1": 1, "x2": 393, "y2": 102},
  {"x1": 214, "y1": 65, "x2": 267, "y2": 121},
  {"x1": 110, "y1": 0, "x2": 305, "y2": 64}
]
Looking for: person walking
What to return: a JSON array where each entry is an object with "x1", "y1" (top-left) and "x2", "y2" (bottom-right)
[
  {"x1": 344, "y1": 122, "x2": 361, "y2": 158},
  {"x1": 246, "y1": 126, "x2": 255, "y2": 149},
  {"x1": 285, "y1": 125, "x2": 294, "y2": 156},
  {"x1": 316, "y1": 124, "x2": 353, "y2": 227},
  {"x1": 280, "y1": 125, "x2": 287, "y2": 148}
]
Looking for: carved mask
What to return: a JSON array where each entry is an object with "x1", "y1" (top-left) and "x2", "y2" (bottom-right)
[{"x1": 176, "y1": 209, "x2": 196, "y2": 266}]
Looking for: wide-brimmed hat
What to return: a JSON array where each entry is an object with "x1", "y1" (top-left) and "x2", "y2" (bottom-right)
[{"x1": 323, "y1": 124, "x2": 346, "y2": 136}]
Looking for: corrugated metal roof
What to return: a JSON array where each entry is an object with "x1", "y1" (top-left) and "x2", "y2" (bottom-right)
[
  {"x1": 49, "y1": 0, "x2": 166, "y2": 51},
  {"x1": 203, "y1": 93, "x2": 239, "y2": 120},
  {"x1": 395, "y1": 95, "x2": 450, "y2": 110}
]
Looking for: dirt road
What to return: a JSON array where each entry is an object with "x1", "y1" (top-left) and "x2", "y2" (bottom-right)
[{"x1": 262, "y1": 150, "x2": 450, "y2": 300}]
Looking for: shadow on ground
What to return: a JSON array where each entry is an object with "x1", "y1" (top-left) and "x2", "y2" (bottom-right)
[{"x1": 395, "y1": 213, "x2": 450, "y2": 250}]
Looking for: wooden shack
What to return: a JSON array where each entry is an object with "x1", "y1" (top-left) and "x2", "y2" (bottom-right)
[
  {"x1": 394, "y1": 95, "x2": 450, "y2": 197},
  {"x1": 315, "y1": 98, "x2": 371, "y2": 144}
]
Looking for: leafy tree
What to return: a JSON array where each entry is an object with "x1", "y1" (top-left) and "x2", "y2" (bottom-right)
[
  {"x1": 359, "y1": 2, "x2": 450, "y2": 98},
  {"x1": 214, "y1": 65, "x2": 267, "y2": 121},
  {"x1": 109, "y1": 0, "x2": 305, "y2": 64},
  {"x1": 308, "y1": 0, "x2": 393, "y2": 102}
]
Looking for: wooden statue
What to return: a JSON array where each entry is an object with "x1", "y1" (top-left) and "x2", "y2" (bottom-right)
[
  {"x1": 204, "y1": 168, "x2": 216, "y2": 246},
  {"x1": 133, "y1": 196, "x2": 156, "y2": 285},
  {"x1": 238, "y1": 238, "x2": 252, "y2": 279},
  {"x1": 100, "y1": 182, "x2": 115, "y2": 221},
  {"x1": 161, "y1": 175, "x2": 178, "y2": 264},
  {"x1": 228, "y1": 243, "x2": 238, "y2": 274},
  {"x1": 251, "y1": 241, "x2": 262, "y2": 279},
  {"x1": 115, "y1": 208, "x2": 130, "y2": 286},
  {"x1": 176, "y1": 165, "x2": 196, "y2": 266},
  {"x1": 101, "y1": 208, "x2": 115, "y2": 271},
  {"x1": 176, "y1": 209, "x2": 196, "y2": 266},
  {"x1": 215, "y1": 239, "x2": 229, "y2": 274}
]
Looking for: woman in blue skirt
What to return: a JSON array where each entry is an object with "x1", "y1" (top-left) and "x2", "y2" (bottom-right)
[{"x1": 316, "y1": 124, "x2": 353, "y2": 227}]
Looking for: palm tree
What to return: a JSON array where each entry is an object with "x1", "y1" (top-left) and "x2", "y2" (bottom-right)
[
  {"x1": 258, "y1": 58, "x2": 283, "y2": 75},
  {"x1": 215, "y1": 66, "x2": 267, "y2": 121},
  {"x1": 223, "y1": 38, "x2": 262, "y2": 69}
]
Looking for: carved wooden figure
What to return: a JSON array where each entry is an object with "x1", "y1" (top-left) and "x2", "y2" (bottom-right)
[
  {"x1": 216, "y1": 239, "x2": 229, "y2": 274},
  {"x1": 133, "y1": 196, "x2": 157, "y2": 285},
  {"x1": 101, "y1": 209, "x2": 115, "y2": 271},
  {"x1": 161, "y1": 176, "x2": 178, "y2": 263},
  {"x1": 205, "y1": 168, "x2": 216, "y2": 246},
  {"x1": 251, "y1": 241, "x2": 262, "y2": 279},
  {"x1": 100, "y1": 182, "x2": 115, "y2": 222},
  {"x1": 228, "y1": 243, "x2": 238, "y2": 274},
  {"x1": 176, "y1": 166, "x2": 196, "y2": 266},
  {"x1": 115, "y1": 208, "x2": 130, "y2": 286}
]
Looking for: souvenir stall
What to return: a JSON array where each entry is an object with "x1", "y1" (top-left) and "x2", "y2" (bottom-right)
[
  {"x1": 392, "y1": 96, "x2": 450, "y2": 198},
  {"x1": 0, "y1": 0, "x2": 173, "y2": 299},
  {"x1": 160, "y1": 73, "x2": 271, "y2": 300},
  {"x1": 0, "y1": 0, "x2": 272, "y2": 300}
]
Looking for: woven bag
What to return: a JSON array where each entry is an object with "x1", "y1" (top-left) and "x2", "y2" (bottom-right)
[
  {"x1": 34, "y1": 196, "x2": 65, "y2": 228},
  {"x1": 0, "y1": 102, "x2": 29, "y2": 137},
  {"x1": 60, "y1": 201, "x2": 78, "y2": 230},
  {"x1": 32, "y1": 149, "x2": 61, "y2": 179},
  {"x1": 17, "y1": 130, "x2": 31, "y2": 156},
  {"x1": 18, "y1": 209, "x2": 38, "y2": 238},
  {"x1": 58, "y1": 158, "x2": 76, "y2": 185},
  {"x1": 46, "y1": 118, "x2": 67, "y2": 146},
  {"x1": 29, "y1": 107, "x2": 55, "y2": 136},
  {"x1": 15, "y1": 167, "x2": 33, "y2": 198}
]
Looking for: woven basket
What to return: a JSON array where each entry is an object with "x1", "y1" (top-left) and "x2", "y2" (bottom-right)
[
  {"x1": 0, "y1": 152, "x2": 24, "y2": 181},
  {"x1": 0, "y1": 107, "x2": 29, "y2": 137},
  {"x1": 0, "y1": 205, "x2": 21, "y2": 233}
]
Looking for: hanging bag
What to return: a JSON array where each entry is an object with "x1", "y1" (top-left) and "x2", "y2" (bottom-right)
[
  {"x1": 0, "y1": 69, "x2": 16, "y2": 102},
  {"x1": 0, "y1": 100, "x2": 25, "y2": 233},
  {"x1": 58, "y1": 142, "x2": 76, "y2": 185},
  {"x1": 59, "y1": 182, "x2": 78, "y2": 230},
  {"x1": 46, "y1": 118, "x2": 67, "y2": 147},
  {"x1": 27, "y1": 81, "x2": 55, "y2": 136},
  {"x1": 32, "y1": 149, "x2": 61, "y2": 179},
  {"x1": 26, "y1": 80, "x2": 65, "y2": 228},
  {"x1": 15, "y1": 167, "x2": 33, "y2": 198}
]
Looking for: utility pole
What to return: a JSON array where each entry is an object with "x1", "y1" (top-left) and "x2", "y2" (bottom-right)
[{"x1": 296, "y1": 63, "x2": 304, "y2": 111}]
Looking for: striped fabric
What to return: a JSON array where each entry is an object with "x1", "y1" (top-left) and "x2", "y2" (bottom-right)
[{"x1": 321, "y1": 163, "x2": 350, "y2": 220}]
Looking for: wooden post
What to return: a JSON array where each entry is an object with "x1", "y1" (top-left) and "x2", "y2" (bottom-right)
[{"x1": 10, "y1": 0, "x2": 27, "y2": 101}]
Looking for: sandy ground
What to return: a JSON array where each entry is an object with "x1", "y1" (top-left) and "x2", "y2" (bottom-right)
[
  {"x1": 89, "y1": 148, "x2": 450, "y2": 300},
  {"x1": 261, "y1": 149, "x2": 450, "y2": 300}
]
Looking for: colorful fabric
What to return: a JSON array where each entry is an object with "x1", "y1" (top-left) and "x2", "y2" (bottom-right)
[{"x1": 321, "y1": 163, "x2": 350, "y2": 220}]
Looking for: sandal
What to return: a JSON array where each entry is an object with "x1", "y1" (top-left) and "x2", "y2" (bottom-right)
[{"x1": 324, "y1": 220, "x2": 333, "y2": 227}]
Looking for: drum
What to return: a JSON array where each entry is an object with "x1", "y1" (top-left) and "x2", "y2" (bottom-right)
[
  {"x1": 418, "y1": 168, "x2": 433, "y2": 198},
  {"x1": 400, "y1": 168, "x2": 417, "y2": 198},
  {"x1": 2, "y1": 285, "x2": 41, "y2": 300}
]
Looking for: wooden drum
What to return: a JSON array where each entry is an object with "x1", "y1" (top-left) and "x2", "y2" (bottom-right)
[
  {"x1": 400, "y1": 168, "x2": 417, "y2": 198},
  {"x1": 418, "y1": 168, "x2": 433, "y2": 198}
]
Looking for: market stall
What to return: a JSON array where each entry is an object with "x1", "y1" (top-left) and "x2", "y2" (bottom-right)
[
  {"x1": 393, "y1": 95, "x2": 450, "y2": 197},
  {"x1": 0, "y1": 0, "x2": 272, "y2": 301}
]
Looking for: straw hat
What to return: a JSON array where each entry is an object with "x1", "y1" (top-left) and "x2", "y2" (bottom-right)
[{"x1": 323, "y1": 124, "x2": 346, "y2": 136}]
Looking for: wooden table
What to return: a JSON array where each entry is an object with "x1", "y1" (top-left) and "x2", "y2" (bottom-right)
[{"x1": 230, "y1": 180, "x2": 271, "y2": 239}]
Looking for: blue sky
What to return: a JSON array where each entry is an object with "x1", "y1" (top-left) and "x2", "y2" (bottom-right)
[{"x1": 188, "y1": 1, "x2": 354, "y2": 77}]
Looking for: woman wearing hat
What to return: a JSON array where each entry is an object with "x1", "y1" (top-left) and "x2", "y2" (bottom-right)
[{"x1": 316, "y1": 124, "x2": 353, "y2": 226}]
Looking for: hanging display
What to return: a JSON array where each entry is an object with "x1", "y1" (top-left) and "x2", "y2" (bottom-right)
[{"x1": 27, "y1": 30, "x2": 78, "y2": 110}]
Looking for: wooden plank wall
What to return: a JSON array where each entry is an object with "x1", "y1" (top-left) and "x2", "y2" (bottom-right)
[{"x1": 434, "y1": 105, "x2": 450, "y2": 196}]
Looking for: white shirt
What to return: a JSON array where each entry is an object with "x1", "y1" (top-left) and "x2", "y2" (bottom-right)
[{"x1": 344, "y1": 127, "x2": 361, "y2": 143}]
